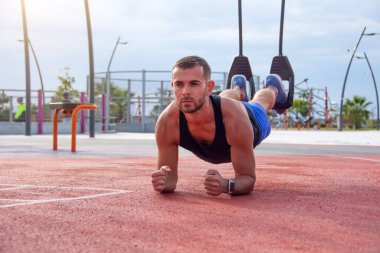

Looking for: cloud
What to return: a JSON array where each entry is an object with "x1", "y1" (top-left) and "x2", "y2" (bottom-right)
[{"x1": 1, "y1": 0, "x2": 379, "y2": 107}]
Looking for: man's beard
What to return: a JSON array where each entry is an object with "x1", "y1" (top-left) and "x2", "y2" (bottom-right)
[{"x1": 179, "y1": 95, "x2": 206, "y2": 113}]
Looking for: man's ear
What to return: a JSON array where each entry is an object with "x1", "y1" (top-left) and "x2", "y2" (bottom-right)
[{"x1": 207, "y1": 80, "x2": 215, "y2": 95}]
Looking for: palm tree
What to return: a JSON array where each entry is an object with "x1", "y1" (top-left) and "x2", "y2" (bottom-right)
[{"x1": 343, "y1": 96, "x2": 372, "y2": 129}]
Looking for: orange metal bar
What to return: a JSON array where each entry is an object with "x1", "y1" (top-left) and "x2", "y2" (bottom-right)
[
  {"x1": 53, "y1": 108, "x2": 61, "y2": 150},
  {"x1": 71, "y1": 104, "x2": 97, "y2": 152}
]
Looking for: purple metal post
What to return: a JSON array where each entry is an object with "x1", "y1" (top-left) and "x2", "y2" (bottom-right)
[
  {"x1": 38, "y1": 89, "x2": 43, "y2": 134},
  {"x1": 80, "y1": 92, "x2": 86, "y2": 133}
]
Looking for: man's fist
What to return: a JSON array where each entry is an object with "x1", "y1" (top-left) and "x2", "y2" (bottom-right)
[
  {"x1": 204, "y1": 169, "x2": 227, "y2": 196},
  {"x1": 151, "y1": 166, "x2": 172, "y2": 192}
]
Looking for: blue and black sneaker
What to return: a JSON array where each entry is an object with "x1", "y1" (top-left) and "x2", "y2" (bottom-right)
[
  {"x1": 231, "y1": 74, "x2": 251, "y2": 102},
  {"x1": 266, "y1": 74, "x2": 287, "y2": 114}
]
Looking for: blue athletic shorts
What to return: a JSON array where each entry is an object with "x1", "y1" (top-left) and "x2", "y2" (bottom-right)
[{"x1": 241, "y1": 102, "x2": 271, "y2": 146}]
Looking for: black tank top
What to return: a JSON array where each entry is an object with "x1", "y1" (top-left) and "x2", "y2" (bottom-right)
[
  {"x1": 179, "y1": 95, "x2": 231, "y2": 164},
  {"x1": 179, "y1": 95, "x2": 261, "y2": 164}
]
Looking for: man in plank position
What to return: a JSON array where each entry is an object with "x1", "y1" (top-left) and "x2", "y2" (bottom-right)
[{"x1": 151, "y1": 55, "x2": 287, "y2": 196}]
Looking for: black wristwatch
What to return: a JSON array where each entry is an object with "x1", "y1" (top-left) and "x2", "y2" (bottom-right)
[{"x1": 227, "y1": 179, "x2": 235, "y2": 195}]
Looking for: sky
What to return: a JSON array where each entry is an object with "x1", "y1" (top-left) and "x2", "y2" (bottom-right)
[{"x1": 0, "y1": 0, "x2": 379, "y2": 115}]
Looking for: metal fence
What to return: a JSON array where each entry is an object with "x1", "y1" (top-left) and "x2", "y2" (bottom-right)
[
  {"x1": 2, "y1": 70, "x2": 262, "y2": 134},
  {"x1": 91, "y1": 70, "x2": 233, "y2": 132},
  {"x1": 0, "y1": 89, "x2": 55, "y2": 122}
]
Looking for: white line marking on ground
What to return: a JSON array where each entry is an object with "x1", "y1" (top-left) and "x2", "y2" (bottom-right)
[
  {"x1": 0, "y1": 184, "x2": 131, "y2": 209},
  {"x1": 256, "y1": 165, "x2": 287, "y2": 169},
  {"x1": 343, "y1": 156, "x2": 380, "y2": 163},
  {"x1": 0, "y1": 186, "x2": 30, "y2": 191},
  {"x1": 0, "y1": 184, "x2": 128, "y2": 191},
  {"x1": 324, "y1": 155, "x2": 380, "y2": 163}
]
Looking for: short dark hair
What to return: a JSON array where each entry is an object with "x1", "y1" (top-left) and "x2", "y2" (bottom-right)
[{"x1": 172, "y1": 55, "x2": 211, "y2": 81}]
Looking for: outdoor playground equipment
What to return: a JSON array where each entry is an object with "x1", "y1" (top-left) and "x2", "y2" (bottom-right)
[
  {"x1": 294, "y1": 79, "x2": 334, "y2": 129},
  {"x1": 227, "y1": 0, "x2": 294, "y2": 110},
  {"x1": 50, "y1": 101, "x2": 97, "y2": 152}
]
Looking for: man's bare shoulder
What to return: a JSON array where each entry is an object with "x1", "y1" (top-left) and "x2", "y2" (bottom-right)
[
  {"x1": 157, "y1": 101, "x2": 178, "y2": 124},
  {"x1": 219, "y1": 96, "x2": 253, "y2": 145},
  {"x1": 156, "y1": 101, "x2": 179, "y2": 144}
]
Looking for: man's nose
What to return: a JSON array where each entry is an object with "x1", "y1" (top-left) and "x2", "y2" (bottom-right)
[{"x1": 182, "y1": 84, "x2": 191, "y2": 95}]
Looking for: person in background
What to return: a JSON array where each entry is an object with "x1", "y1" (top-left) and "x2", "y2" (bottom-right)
[{"x1": 14, "y1": 97, "x2": 26, "y2": 122}]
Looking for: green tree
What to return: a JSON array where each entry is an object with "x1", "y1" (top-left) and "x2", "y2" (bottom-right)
[
  {"x1": 52, "y1": 68, "x2": 79, "y2": 102},
  {"x1": 0, "y1": 91, "x2": 10, "y2": 121},
  {"x1": 291, "y1": 99, "x2": 309, "y2": 117},
  {"x1": 150, "y1": 87, "x2": 173, "y2": 120},
  {"x1": 95, "y1": 82, "x2": 135, "y2": 123},
  {"x1": 213, "y1": 83, "x2": 223, "y2": 92},
  {"x1": 343, "y1": 96, "x2": 372, "y2": 129},
  {"x1": 0, "y1": 90, "x2": 9, "y2": 111}
]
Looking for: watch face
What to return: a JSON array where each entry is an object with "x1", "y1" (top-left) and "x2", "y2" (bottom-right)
[{"x1": 228, "y1": 179, "x2": 235, "y2": 194}]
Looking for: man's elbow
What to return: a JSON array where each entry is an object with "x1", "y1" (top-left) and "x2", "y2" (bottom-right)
[
  {"x1": 245, "y1": 175, "x2": 256, "y2": 194},
  {"x1": 244, "y1": 178, "x2": 256, "y2": 194},
  {"x1": 251, "y1": 176, "x2": 256, "y2": 190}
]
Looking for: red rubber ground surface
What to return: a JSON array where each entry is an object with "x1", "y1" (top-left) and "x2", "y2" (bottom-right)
[{"x1": 1, "y1": 155, "x2": 379, "y2": 252}]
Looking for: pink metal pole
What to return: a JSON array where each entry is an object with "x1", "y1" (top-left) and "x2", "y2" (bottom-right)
[
  {"x1": 80, "y1": 92, "x2": 86, "y2": 133},
  {"x1": 38, "y1": 89, "x2": 43, "y2": 134}
]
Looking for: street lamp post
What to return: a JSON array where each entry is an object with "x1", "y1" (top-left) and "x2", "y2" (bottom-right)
[
  {"x1": 18, "y1": 39, "x2": 45, "y2": 107},
  {"x1": 104, "y1": 37, "x2": 127, "y2": 131},
  {"x1": 84, "y1": 0, "x2": 95, "y2": 138},
  {"x1": 20, "y1": 0, "x2": 31, "y2": 136},
  {"x1": 338, "y1": 27, "x2": 378, "y2": 131},
  {"x1": 295, "y1": 78, "x2": 308, "y2": 88},
  {"x1": 356, "y1": 52, "x2": 379, "y2": 131}
]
